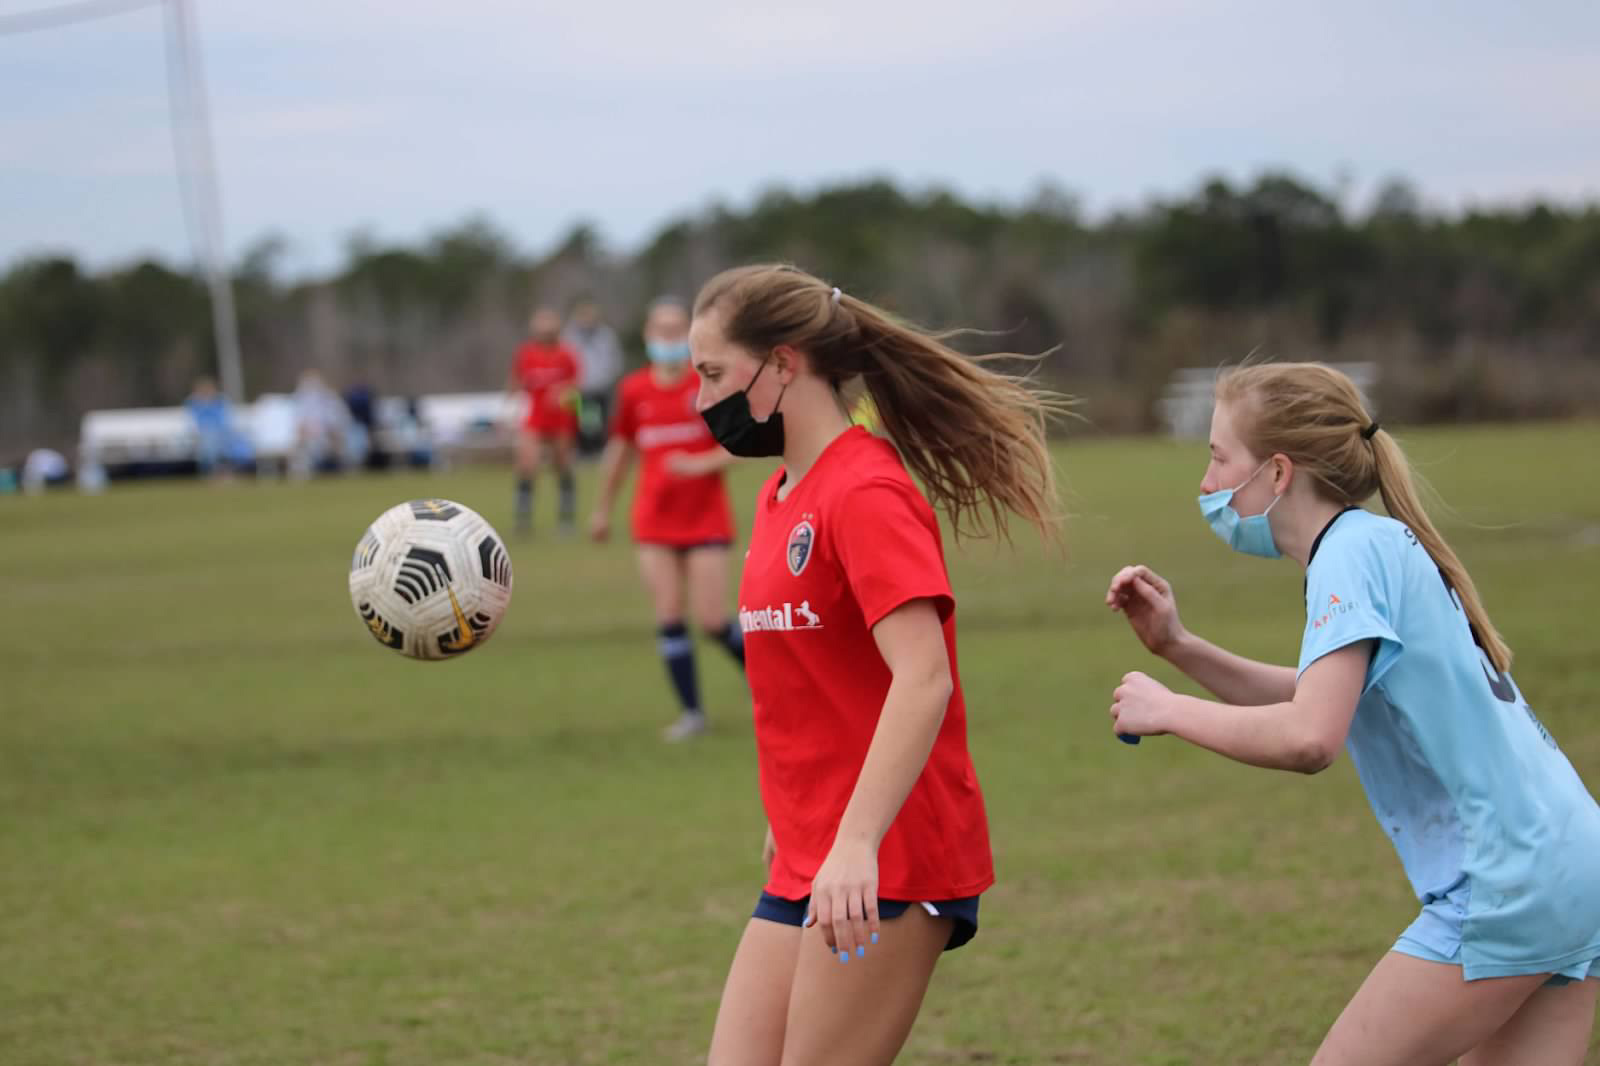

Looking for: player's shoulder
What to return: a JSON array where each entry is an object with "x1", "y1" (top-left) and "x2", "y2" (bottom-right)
[
  {"x1": 1334, "y1": 508, "x2": 1410, "y2": 547},
  {"x1": 1313, "y1": 508, "x2": 1414, "y2": 575},
  {"x1": 837, "y1": 428, "x2": 908, "y2": 473},
  {"x1": 813, "y1": 429, "x2": 904, "y2": 485},
  {"x1": 619, "y1": 367, "x2": 652, "y2": 394},
  {"x1": 823, "y1": 432, "x2": 932, "y2": 512}
]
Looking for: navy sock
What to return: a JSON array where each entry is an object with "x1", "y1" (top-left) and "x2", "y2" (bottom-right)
[
  {"x1": 557, "y1": 470, "x2": 576, "y2": 524},
  {"x1": 658, "y1": 622, "x2": 701, "y2": 715},
  {"x1": 515, "y1": 478, "x2": 532, "y2": 520},
  {"x1": 712, "y1": 621, "x2": 745, "y2": 669}
]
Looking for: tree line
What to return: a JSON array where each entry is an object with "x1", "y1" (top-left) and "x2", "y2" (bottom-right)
[{"x1": 4, "y1": 171, "x2": 1598, "y2": 454}]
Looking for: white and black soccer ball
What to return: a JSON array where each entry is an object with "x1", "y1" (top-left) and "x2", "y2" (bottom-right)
[{"x1": 348, "y1": 499, "x2": 514, "y2": 660}]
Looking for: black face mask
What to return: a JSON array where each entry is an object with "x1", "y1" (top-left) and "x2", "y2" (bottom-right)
[{"x1": 700, "y1": 356, "x2": 786, "y2": 458}]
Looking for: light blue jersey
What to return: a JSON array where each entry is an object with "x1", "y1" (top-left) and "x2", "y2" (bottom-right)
[{"x1": 1297, "y1": 508, "x2": 1600, "y2": 980}]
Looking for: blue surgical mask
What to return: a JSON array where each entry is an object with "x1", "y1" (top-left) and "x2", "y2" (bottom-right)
[
  {"x1": 646, "y1": 339, "x2": 690, "y2": 365},
  {"x1": 1198, "y1": 461, "x2": 1283, "y2": 558}
]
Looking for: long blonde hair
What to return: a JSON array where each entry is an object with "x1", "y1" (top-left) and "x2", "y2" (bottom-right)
[
  {"x1": 1217, "y1": 362, "x2": 1512, "y2": 672},
  {"x1": 693, "y1": 264, "x2": 1066, "y2": 544}
]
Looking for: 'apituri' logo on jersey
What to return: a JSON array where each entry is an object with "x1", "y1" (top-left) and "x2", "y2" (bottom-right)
[
  {"x1": 1312, "y1": 594, "x2": 1360, "y2": 630},
  {"x1": 787, "y1": 520, "x2": 815, "y2": 577}
]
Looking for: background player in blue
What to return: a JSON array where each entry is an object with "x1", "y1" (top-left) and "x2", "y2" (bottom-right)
[{"x1": 1105, "y1": 361, "x2": 1600, "y2": 1065}]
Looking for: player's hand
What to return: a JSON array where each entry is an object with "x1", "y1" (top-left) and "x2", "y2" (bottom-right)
[
  {"x1": 663, "y1": 451, "x2": 701, "y2": 478},
  {"x1": 762, "y1": 825, "x2": 776, "y2": 873},
  {"x1": 1106, "y1": 564, "x2": 1185, "y2": 657},
  {"x1": 805, "y1": 837, "x2": 879, "y2": 962},
  {"x1": 1110, "y1": 670, "x2": 1175, "y2": 739},
  {"x1": 587, "y1": 511, "x2": 610, "y2": 543}
]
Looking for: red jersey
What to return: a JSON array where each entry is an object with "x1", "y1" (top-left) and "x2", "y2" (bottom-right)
[
  {"x1": 610, "y1": 368, "x2": 735, "y2": 546},
  {"x1": 513, "y1": 341, "x2": 579, "y2": 434},
  {"x1": 740, "y1": 427, "x2": 993, "y2": 901}
]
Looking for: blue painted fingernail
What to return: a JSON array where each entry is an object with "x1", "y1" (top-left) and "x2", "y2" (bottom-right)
[
  {"x1": 856, "y1": 946, "x2": 865, "y2": 958},
  {"x1": 839, "y1": 951, "x2": 849, "y2": 963},
  {"x1": 870, "y1": 932, "x2": 879, "y2": 945}
]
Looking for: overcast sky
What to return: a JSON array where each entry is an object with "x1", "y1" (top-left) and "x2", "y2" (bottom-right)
[{"x1": 3, "y1": 0, "x2": 1597, "y2": 276}]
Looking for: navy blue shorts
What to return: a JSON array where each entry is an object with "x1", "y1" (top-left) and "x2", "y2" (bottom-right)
[{"x1": 753, "y1": 891, "x2": 980, "y2": 952}]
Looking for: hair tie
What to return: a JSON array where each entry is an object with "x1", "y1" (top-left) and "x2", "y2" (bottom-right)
[
  {"x1": 830, "y1": 286, "x2": 842, "y2": 306},
  {"x1": 1361, "y1": 421, "x2": 1381, "y2": 440}
]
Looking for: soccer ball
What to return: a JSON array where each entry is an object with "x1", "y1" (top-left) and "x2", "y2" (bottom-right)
[{"x1": 348, "y1": 499, "x2": 514, "y2": 660}]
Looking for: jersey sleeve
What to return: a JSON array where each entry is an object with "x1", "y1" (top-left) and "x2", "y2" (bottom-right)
[
  {"x1": 609, "y1": 378, "x2": 638, "y2": 442},
  {"x1": 1298, "y1": 529, "x2": 1404, "y2": 689},
  {"x1": 832, "y1": 478, "x2": 954, "y2": 629}
]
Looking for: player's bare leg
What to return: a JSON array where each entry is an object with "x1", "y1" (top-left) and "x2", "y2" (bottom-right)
[
  {"x1": 777, "y1": 906, "x2": 949, "y2": 1066},
  {"x1": 687, "y1": 545, "x2": 744, "y2": 670},
  {"x1": 636, "y1": 545, "x2": 687, "y2": 627},
  {"x1": 551, "y1": 433, "x2": 577, "y2": 536},
  {"x1": 637, "y1": 545, "x2": 703, "y2": 740},
  {"x1": 513, "y1": 430, "x2": 545, "y2": 537},
  {"x1": 1312, "y1": 952, "x2": 1549, "y2": 1066},
  {"x1": 1461, "y1": 975, "x2": 1597, "y2": 1066},
  {"x1": 708, "y1": 919, "x2": 802, "y2": 1066}
]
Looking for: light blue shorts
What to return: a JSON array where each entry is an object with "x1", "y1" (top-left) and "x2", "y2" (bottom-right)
[{"x1": 1394, "y1": 902, "x2": 1600, "y2": 986}]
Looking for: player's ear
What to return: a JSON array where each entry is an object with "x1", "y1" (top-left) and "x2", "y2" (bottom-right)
[
  {"x1": 771, "y1": 345, "x2": 802, "y2": 384},
  {"x1": 1271, "y1": 453, "x2": 1294, "y2": 495}
]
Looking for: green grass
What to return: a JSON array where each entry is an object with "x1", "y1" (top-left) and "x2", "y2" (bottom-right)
[{"x1": 2, "y1": 422, "x2": 1598, "y2": 1065}]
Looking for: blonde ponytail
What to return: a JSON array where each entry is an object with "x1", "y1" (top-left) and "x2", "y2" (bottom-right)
[
  {"x1": 1217, "y1": 362, "x2": 1512, "y2": 673},
  {"x1": 1368, "y1": 429, "x2": 1512, "y2": 672}
]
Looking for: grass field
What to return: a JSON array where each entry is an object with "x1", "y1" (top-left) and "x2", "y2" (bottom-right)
[{"x1": 3, "y1": 422, "x2": 1598, "y2": 1066}]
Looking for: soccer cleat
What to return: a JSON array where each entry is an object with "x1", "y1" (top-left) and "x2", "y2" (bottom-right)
[{"x1": 661, "y1": 712, "x2": 707, "y2": 742}]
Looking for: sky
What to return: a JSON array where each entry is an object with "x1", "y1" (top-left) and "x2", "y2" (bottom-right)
[{"x1": 2, "y1": 0, "x2": 1598, "y2": 277}]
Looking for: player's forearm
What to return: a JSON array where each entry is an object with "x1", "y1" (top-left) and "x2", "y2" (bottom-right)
[
  {"x1": 833, "y1": 669, "x2": 952, "y2": 850},
  {"x1": 593, "y1": 441, "x2": 631, "y2": 513},
  {"x1": 1161, "y1": 694, "x2": 1333, "y2": 774},
  {"x1": 1163, "y1": 631, "x2": 1298, "y2": 706}
]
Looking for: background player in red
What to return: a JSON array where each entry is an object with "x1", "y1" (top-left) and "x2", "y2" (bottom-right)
[
  {"x1": 588, "y1": 298, "x2": 746, "y2": 741},
  {"x1": 506, "y1": 307, "x2": 580, "y2": 536},
  {"x1": 688, "y1": 264, "x2": 1065, "y2": 1066}
]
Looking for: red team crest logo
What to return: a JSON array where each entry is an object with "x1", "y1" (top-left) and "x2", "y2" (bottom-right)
[{"x1": 787, "y1": 520, "x2": 815, "y2": 577}]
